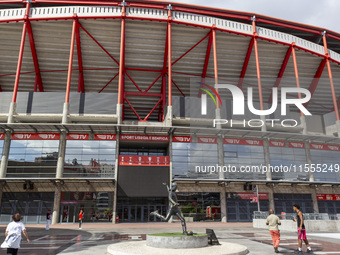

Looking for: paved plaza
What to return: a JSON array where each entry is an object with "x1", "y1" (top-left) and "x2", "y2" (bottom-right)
[{"x1": 0, "y1": 222, "x2": 339, "y2": 255}]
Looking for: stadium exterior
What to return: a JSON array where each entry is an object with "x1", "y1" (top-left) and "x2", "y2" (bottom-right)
[{"x1": 0, "y1": 0, "x2": 340, "y2": 224}]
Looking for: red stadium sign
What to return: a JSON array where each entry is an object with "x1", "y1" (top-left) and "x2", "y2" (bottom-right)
[
  {"x1": 317, "y1": 194, "x2": 340, "y2": 201},
  {"x1": 310, "y1": 143, "x2": 340, "y2": 151},
  {"x1": 172, "y1": 136, "x2": 192, "y2": 143},
  {"x1": 119, "y1": 155, "x2": 170, "y2": 166},
  {"x1": 198, "y1": 137, "x2": 217, "y2": 143},
  {"x1": 223, "y1": 138, "x2": 263, "y2": 146},
  {"x1": 0, "y1": 133, "x2": 4, "y2": 140},
  {"x1": 11, "y1": 133, "x2": 60, "y2": 140},
  {"x1": 94, "y1": 134, "x2": 116, "y2": 140},
  {"x1": 120, "y1": 135, "x2": 169, "y2": 142},
  {"x1": 67, "y1": 134, "x2": 89, "y2": 140},
  {"x1": 289, "y1": 142, "x2": 305, "y2": 149},
  {"x1": 269, "y1": 140, "x2": 286, "y2": 147}
]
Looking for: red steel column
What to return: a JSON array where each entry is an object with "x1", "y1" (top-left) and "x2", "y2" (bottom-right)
[
  {"x1": 117, "y1": 4, "x2": 126, "y2": 123},
  {"x1": 199, "y1": 31, "x2": 212, "y2": 97},
  {"x1": 160, "y1": 25, "x2": 168, "y2": 121},
  {"x1": 238, "y1": 38, "x2": 254, "y2": 90},
  {"x1": 167, "y1": 8, "x2": 172, "y2": 107},
  {"x1": 291, "y1": 42, "x2": 309, "y2": 135},
  {"x1": 62, "y1": 15, "x2": 77, "y2": 124},
  {"x1": 11, "y1": 3, "x2": 30, "y2": 103},
  {"x1": 291, "y1": 43, "x2": 303, "y2": 116},
  {"x1": 27, "y1": 21, "x2": 43, "y2": 92},
  {"x1": 252, "y1": 17, "x2": 264, "y2": 111},
  {"x1": 65, "y1": 16, "x2": 77, "y2": 104},
  {"x1": 75, "y1": 20, "x2": 85, "y2": 93},
  {"x1": 323, "y1": 32, "x2": 340, "y2": 121},
  {"x1": 268, "y1": 46, "x2": 292, "y2": 104},
  {"x1": 212, "y1": 25, "x2": 220, "y2": 109}
]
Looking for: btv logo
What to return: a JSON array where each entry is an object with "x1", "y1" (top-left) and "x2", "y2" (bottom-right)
[{"x1": 201, "y1": 84, "x2": 312, "y2": 116}]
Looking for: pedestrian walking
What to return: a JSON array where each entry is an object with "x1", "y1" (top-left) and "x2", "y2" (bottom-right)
[
  {"x1": 90, "y1": 209, "x2": 95, "y2": 222},
  {"x1": 79, "y1": 209, "x2": 84, "y2": 230},
  {"x1": 1, "y1": 213, "x2": 30, "y2": 255},
  {"x1": 46, "y1": 209, "x2": 51, "y2": 230},
  {"x1": 266, "y1": 209, "x2": 281, "y2": 253},
  {"x1": 293, "y1": 204, "x2": 313, "y2": 253}
]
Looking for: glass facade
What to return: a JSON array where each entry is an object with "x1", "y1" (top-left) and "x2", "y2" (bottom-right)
[
  {"x1": 0, "y1": 192, "x2": 54, "y2": 224},
  {"x1": 116, "y1": 197, "x2": 168, "y2": 223},
  {"x1": 226, "y1": 192, "x2": 269, "y2": 222},
  {"x1": 274, "y1": 194, "x2": 313, "y2": 214},
  {"x1": 318, "y1": 201, "x2": 340, "y2": 214},
  {"x1": 172, "y1": 142, "x2": 218, "y2": 179},
  {"x1": 310, "y1": 149, "x2": 340, "y2": 182},
  {"x1": 64, "y1": 140, "x2": 116, "y2": 178},
  {"x1": 223, "y1": 144, "x2": 266, "y2": 180},
  {"x1": 60, "y1": 192, "x2": 113, "y2": 223},
  {"x1": 0, "y1": 140, "x2": 3, "y2": 165},
  {"x1": 269, "y1": 147, "x2": 308, "y2": 181},
  {"x1": 7, "y1": 140, "x2": 59, "y2": 178},
  {"x1": 177, "y1": 192, "x2": 221, "y2": 222}
]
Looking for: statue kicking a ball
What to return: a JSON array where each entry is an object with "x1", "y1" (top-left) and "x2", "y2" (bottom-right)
[{"x1": 150, "y1": 182, "x2": 193, "y2": 235}]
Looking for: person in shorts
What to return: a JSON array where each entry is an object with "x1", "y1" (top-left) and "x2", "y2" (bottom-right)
[
  {"x1": 266, "y1": 209, "x2": 281, "y2": 253},
  {"x1": 293, "y1": 204, "x2": 313, "y2": 253}
]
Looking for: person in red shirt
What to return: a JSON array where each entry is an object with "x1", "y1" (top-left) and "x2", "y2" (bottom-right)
[{"x1": 79, "y1": 209, "x2": 84, "y2": 229}]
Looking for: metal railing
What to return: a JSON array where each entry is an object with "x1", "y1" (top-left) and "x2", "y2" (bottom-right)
[
  {"x1": 0, "y1": 5, "x2": 338, "y2": 63},
  {"x1": 254, "y1": 211, "x2": 340, "y2": 220}
]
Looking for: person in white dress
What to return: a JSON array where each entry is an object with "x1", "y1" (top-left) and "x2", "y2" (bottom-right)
[{"x1": 2, "y1": 213, "x2": 30, "y2": 255}]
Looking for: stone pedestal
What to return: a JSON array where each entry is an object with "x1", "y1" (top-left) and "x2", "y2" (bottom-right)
[
  {"x1": 107, "y1": 241, "x2": 248, "y2": 255},
  {"x1": 146, "y1": 233, "x2": 208, "y2": 249}
]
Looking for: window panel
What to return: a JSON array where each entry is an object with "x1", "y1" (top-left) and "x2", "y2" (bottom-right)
[
  {"x1": 269, "y1": 147, "x2": 308, "y2": 181},
  {"x1": 223, "y1": 144, "x2": 266, "y2": 180},
  {"x1": 7, "y1": 140, "x2": 59, "y2": 178},
  {"x1": 64, "y1": 140, "x2": 116, "y2": 178},
  {"x1": 172, "y1": 142, "x2": 218, "y2": 179},
  {"x1": 311, "y1": 149, "x2": 340, "y2": 182}
]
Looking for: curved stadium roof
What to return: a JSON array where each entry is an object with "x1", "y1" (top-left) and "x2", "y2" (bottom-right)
[{"x1": 1, "y1": 0, "x2": 340, "y2": 120}]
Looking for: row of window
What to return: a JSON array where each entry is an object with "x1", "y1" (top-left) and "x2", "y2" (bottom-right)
[
  {"x1": 1, "y1": 139, "x2": 340, "y2": 181},
  {"x1": 172, "y1": 143, "x2": 340, "y2": 182},
  {"x1": 0, "y1": 140, "x2": 116, "y2": 178}
]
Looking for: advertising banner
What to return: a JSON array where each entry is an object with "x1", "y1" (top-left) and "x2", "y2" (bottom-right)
[
  {"x1": 94, "y1": 134, "x2": 116, "y2": 140},
  {"x1": 11, "y1": 133, "x2": 60, "y2": 140},
  {"x1": 120, "y1": 135, "x2": 169, "y2": 142},
  {"x1": 172, "y1": 136, "x2": 192, "y2": 143},
  {"x1": 223, "y1": 138, "x2": 263, "y2": 146}
]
